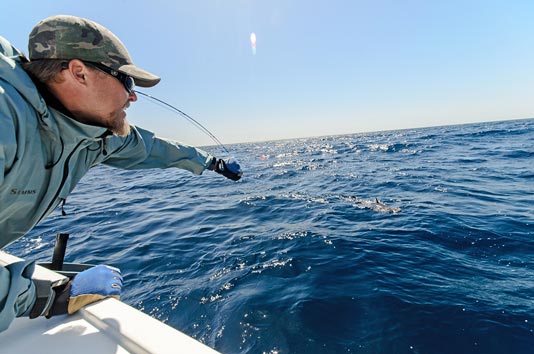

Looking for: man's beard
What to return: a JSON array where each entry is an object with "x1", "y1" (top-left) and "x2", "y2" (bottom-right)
[
  {"x1": 110, "y1": 118, "x2": 131, "y2": 137},
  {"x1": 112, "y1": 102, "x2": 132, "y2": 136},
  {"x1": 72, "y1": 110, "x2": 131, "y2": 136}
]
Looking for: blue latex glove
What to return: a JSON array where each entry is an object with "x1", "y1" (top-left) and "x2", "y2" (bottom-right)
[
  {"x1": 208, "y1": 157, "x2": 243, "y2": 181},
  {"x1": 68, "y1": 265, "x2": 123, "y2": 314}
]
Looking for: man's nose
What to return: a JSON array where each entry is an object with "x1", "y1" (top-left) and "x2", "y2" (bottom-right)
[{"x1": 129, "y1": 90, "x2": 138, "y2": 102}]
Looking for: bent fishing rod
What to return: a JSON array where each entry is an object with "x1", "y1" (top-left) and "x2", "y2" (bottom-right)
[{"x1": 134, "y1": 90, "x2": 231, "y2": 155}]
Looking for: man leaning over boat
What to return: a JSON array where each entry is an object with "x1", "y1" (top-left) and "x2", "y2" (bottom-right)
[{"x1": 0, "y1": 15, "x2": 242, "y2": 332}]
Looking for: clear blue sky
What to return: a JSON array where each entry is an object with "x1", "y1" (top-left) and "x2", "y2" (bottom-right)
[{"x1": 2, "y1": 1, "x2": 533, "y2": 146}]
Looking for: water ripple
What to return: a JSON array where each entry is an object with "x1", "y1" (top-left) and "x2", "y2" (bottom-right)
[{"x1": 7, "y1": 119, "x2": 534, "y2": 354}]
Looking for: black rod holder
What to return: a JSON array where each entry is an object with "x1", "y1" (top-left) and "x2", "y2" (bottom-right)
[{"x1": 50, "y1": 233, "x2": 69, "y2": 271}]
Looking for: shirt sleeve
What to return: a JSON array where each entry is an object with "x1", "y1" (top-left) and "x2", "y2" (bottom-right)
[
  {"x1": 0, "y1": 259, "x2": 37, "y2": 332},
  {"x1": 101, "y1": 125, "x2": 213, "y2": 175}
]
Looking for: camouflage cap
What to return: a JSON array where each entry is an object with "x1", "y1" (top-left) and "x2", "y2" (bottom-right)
[{"x1": 28, "y1": 15, "x2": 160, "y2": 87}]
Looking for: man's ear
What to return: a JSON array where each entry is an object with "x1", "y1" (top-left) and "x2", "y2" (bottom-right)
[{"x1": 66, "y1": 59, "x2": 88, "y2": 84}]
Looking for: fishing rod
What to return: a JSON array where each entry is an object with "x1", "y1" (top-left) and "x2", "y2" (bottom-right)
[{"x1": 134, "y1": 90, "x2": 231, "y2": 155}]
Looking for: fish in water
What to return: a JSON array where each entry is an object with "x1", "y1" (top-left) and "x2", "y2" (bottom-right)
[
  {"x1": 339, "y1": 195, "x2": 401, "y2": 214},
  {"x1": 371, "y1": 198, "x2": 401, "y2": 214}
]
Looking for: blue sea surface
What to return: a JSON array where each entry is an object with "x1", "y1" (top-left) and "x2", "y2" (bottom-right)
[{"x1": 7, "y1": 119, "x2": 534, "y2": 353}]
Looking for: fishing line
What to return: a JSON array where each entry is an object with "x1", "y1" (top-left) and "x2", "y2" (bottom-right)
[
  {"x1": 134, "y1": 90, "x2": 231, "y2": 155},
  {"x1": 135, "y1": 92, "x2": 398, "y2": 213}
]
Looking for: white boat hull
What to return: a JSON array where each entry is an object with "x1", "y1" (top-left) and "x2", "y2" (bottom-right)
[{"x1": 0, "y1": 252, "x2": 220, "y2": 354}]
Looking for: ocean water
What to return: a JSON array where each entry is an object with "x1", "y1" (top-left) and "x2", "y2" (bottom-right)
[{"x1": 7, "y1": 118, "x2": 534, "y2": 354}]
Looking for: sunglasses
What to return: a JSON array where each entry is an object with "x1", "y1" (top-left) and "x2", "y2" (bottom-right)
[{"x1": 84, "y1": 62, "x2": 136, "y2": 93}]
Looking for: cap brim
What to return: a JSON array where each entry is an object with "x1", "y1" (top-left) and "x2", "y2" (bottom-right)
[{"x1": 119, "y1": 64, "x2": 161, "y2": 88}]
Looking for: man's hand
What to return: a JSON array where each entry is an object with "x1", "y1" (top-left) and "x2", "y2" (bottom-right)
[{"x1": 208, "y1": 157, "x2": 243, "y2": 181}]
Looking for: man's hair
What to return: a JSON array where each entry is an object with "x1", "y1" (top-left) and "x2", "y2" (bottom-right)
[{"x1": 22, "y1": 59, "x2": 65, "y2": 83}]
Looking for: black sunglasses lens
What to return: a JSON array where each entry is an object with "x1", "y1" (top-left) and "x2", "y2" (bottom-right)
[{"x1": 124, "y1": 76, "x2": 135, "y2": 93}]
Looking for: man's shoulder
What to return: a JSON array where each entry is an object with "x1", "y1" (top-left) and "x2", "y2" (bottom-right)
[
  {"x1": 0, "y1": 36, "x2": 27, "y2": 62},
  {"x1": 0, "y1": 75, "x2": 45, "y2": 142},
  {"x1": 0, "y1": 37, "x2": 45, "y2": 118},
  {"x1": 0, "y1": 60, "x2": 46, "y2": 129},
  {"x1": 0, "y1": 36, "x2": 29, "y2": 88},
  {"x1": 0, "y1": 76, "x2": 35, "y2": 117}
]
